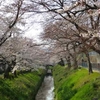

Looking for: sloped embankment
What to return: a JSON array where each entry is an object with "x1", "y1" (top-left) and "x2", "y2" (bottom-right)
[
  {"x1": 0, "y1": 68, "x2": 46, "y2": 100},
  {"x1": 53, "y1": 65, "x2": 100, "y2": 100}
]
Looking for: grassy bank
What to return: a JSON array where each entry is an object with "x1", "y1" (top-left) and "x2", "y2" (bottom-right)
[
  {"x1": 0, "y1": 68, "x2": 46, "y2": 100},
  {"x1": 53, "y1": 65, "x2": 100, "y2": 100}
]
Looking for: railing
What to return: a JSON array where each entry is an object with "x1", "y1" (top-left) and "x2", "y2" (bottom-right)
[{"x1": 79, "y1": 62, "x2": 100, "y2": 72}]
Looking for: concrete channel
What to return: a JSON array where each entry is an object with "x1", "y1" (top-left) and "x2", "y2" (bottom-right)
[{"x1": 35, "y1": 69, "x2": 54, "y2": 100}]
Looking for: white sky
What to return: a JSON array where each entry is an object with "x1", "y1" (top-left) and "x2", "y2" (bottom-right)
[
  {"x1": 24, "y1": 23, "x2": 43, "y2": 42},
  {"x1": 23, "y1": 14, "x2": 44, "y2": 42},
  {"x1": 5, "y1": 0, "x2": 46, "y2": 43}
]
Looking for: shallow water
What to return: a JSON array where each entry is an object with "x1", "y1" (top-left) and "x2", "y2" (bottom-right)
[{"x1": 35, "y1": 76, "x2": 54, "y2": 100}]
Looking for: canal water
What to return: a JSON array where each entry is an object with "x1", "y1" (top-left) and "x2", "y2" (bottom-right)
[{"x1": 35, "y1": 76, "x2": 54, "y2": 100}]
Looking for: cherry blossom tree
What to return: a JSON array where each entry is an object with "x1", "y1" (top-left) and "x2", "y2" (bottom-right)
[
  {"x1": 0, "y1": 0, "x2": 25, "y2": 46},
  {"x1": 27, "y1": 0, "x2": 100, "y2": 73}
]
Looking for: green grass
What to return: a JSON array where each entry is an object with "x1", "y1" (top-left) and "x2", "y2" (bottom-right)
[
  {"x1": 53, "y1": 65, "x2": 100, "y2": 100},
  {"x1": 0, "y1": 69, "x2": 46, "y2": 100}
]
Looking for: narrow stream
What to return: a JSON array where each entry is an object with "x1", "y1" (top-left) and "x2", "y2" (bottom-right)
[{"x1": 35, "y1": 76, "x2": 54, "y2": 100}]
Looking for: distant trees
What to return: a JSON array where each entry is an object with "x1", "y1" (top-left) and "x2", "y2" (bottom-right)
[{"x1": 0, "y1": 35, "x2": 50, "y2": 78}]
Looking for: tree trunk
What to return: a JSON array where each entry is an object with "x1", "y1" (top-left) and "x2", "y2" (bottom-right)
[
  {"x1": 85, "y1": 52, "x2": 93, "y2": 74},
  {"x1": 4, "y1": 66, "x2": 10, "y2": 79},
  {"x1": 66, "y1": 56, "x2": 71, "y2": 68},
  {"x1": 73, "y1": 56, "x2": 78, "y2": 69},
  {"x1": 4, "y1": 62, "x2": 12, "y2": 79},
  {"x1": 73, "y1": 45, "x2": 78, "y2": 69}
]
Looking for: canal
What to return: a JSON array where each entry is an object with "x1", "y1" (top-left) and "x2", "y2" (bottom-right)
[{"x1": 35, "y1": 75, "x2": 54, "y2": 100}]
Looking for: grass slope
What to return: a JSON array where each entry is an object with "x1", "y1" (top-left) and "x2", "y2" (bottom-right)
[
  {"x1": 0, "y1": 69, "x2": 45, "y2": 100},
  {"x1": 53, "y1": 65, "x2": 100, "y2": 100}
]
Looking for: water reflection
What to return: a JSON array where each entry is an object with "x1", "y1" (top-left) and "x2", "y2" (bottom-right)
[{"x1": 36, "y1": 76, "x2": 54, "y2": 100}]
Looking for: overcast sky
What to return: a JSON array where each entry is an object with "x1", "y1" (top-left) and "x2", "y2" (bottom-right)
[
  {"x1": 24, "y1": 23, "x2": 43, "y2": 41},
  {"x1": 23, "y1": 14, "x2": 44, "y2": 42}
]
